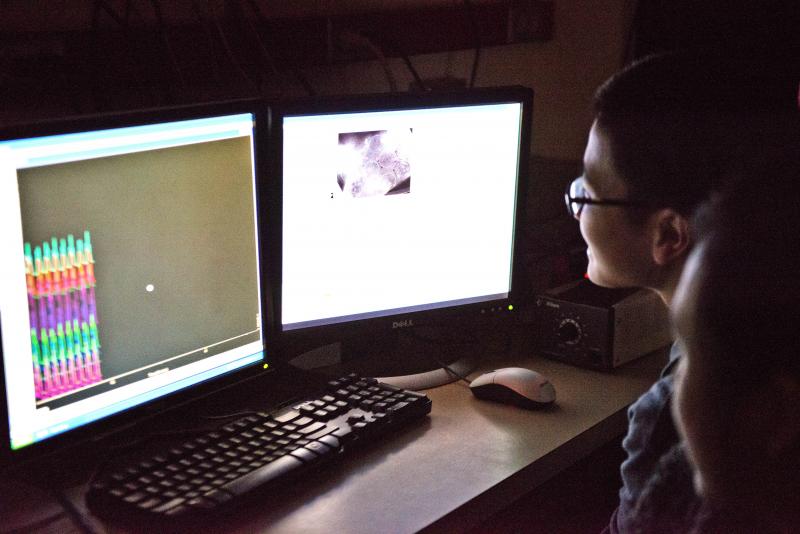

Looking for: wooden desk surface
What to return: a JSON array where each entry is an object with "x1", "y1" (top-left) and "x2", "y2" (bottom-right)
[
  {"x1": 5, "y1": 347, "x2": 666, "y2": 534},
  {"x1": 212, "y1": 348, "x2": 667, "y2": 534}
]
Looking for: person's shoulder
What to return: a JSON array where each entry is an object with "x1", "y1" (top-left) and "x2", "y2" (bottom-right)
[
  {"x1": 624, "y1": 372, "x2": 678, "y2": 462},
  {"x1": 629, "y1": 444, "x2": 701, "y2": 534},
  {"x1": 630, "y1": 373, "x2": 674, "y2": 416}
]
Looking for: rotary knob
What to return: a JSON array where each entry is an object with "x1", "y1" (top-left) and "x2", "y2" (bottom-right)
[{"x1": 556, "y1": 318, "x2": 582, "y2": 345}]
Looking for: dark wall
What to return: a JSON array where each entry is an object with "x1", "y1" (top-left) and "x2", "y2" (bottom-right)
[{"x1": 627, "y1": 1, "x2": 800, "y2": 62}]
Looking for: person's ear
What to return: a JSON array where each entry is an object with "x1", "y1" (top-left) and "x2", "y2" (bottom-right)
[{"x1": 649, "y1": 209, "x2": 691, "y2": 266}]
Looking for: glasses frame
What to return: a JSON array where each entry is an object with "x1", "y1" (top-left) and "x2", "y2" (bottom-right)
[{"x1": 565, "y1": 176, "x2": 651, "y2": 218}]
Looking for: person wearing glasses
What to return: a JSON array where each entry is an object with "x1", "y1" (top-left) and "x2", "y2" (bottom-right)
[{"x1": 565, "y1": 51, "x2": 800, "y2": 533}]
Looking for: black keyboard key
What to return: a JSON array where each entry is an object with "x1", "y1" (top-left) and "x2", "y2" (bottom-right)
[
  {"x1": 124, "y1": 492, "x2": 146, "y2": 504},
  {"x1": 388, "y1": 401, "x2": 409, "y2": 413},
  {"x1": 289, "y1": 448, "x2": 317, "y2": 463},
  {"x1": 203, "y1": 489, "x2": 233, "y2": 504},
  {"x1": 318, "y1": 435, "x2": 340, "y2": 449},
  {"x1": 304, "y1": 441, "x2": 332, "y2": 456},
  {"x1": 152, "y1": 498, "x2": 187, "y2": 513},
  {"x1": 293, "y1": 416, "x2": 314, "y2": 428},
  {"x1": 221, "y1": 455, "x2": 303, "y2": 496},
  {"x1": 298, "y1": 404, "x2": 316, "y2": 415},
  {"x1": 138, "y1": 497, "x2": 163, "y2": 510},
  {"x1": 187, "y1": 497, "x2": 216, "y2": 510},
  {"x1": 274, "y1": 409, "x2": 301, "y2": 423},
  {"x1": 298, "y1": 421, "x2": 326, "y2": 435},
  {"x1": 306, "y1": 425, "x2": 337, "y2": 441}
]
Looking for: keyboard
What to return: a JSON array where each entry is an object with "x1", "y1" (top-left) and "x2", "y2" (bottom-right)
[{"x1": 86, "y1": 374, "x2": 431, "y2": 521}]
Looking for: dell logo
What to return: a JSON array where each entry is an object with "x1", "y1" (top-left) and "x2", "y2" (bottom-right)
[{"x1": 392, "y1": 319, "x2": 414, "y2": 329}]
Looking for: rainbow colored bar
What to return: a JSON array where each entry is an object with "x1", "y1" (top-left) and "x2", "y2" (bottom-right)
[{"x1": 25, "y1": 231, "x2": 102, "y2": 400}]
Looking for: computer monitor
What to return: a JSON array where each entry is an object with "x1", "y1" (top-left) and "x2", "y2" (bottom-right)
[
  {"x1": 0, "y1": 102, "x2": 270, "y2": 466},
  {"x1": 265, "y1": 87, "x2": 532, "y2": 388}
]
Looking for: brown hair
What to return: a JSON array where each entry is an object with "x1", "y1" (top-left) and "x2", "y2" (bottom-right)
[{"x1": 593, "y1": 51, "x2": 799, "y2": 218}]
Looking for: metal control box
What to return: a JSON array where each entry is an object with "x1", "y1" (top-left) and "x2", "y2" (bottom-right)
[{"x1": 529, "y1": 279, "x2": 672, "y2": 369}]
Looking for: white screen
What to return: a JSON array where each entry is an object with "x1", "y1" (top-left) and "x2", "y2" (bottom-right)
[{"x1": 282, "y1": 102, "x2": 523, "y2": 330}]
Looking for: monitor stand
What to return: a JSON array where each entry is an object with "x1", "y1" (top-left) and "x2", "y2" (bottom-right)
[
  {"x1": 287, "y1": 328, "x2": 480, "y2": 390},
  {"x1": 376, "y1": 354, "x2": 477, "y2": 390}
]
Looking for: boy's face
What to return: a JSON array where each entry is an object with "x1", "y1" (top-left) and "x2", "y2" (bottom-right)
[{"x1": 579, "y1": 122, "x2": 654, "y2": 288}]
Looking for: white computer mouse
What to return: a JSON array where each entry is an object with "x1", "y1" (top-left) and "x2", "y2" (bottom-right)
[{"x1": 469, "y1": 367, "x2": 556, "y2": 409}]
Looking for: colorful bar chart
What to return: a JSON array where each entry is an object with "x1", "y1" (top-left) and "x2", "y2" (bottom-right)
[{"x1": 25, "y1": 231, "x2": 102, "y2": 400}]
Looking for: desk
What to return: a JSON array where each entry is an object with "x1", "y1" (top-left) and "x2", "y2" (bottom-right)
[{"x1": 6, "y1": 347, "x2": 666, "y2": 534}]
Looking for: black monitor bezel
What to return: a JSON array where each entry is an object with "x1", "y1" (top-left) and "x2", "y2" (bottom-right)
[
  {"x1": 0, "y1": 99, "x2": 273, "y2": 468},
  {"x1": 263, "y1": 86, "x2": 534, "y2": 361}
]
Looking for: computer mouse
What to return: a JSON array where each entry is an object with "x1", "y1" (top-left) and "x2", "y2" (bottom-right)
[{"x1": 469, "y1": 367, "x2": 556, "y2": 409}]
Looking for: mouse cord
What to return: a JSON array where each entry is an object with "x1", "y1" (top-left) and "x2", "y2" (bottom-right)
[
  {"x1": 50, "y1": 487, "x2": 102, "y2": 534},
  {"x1": 429, "y1": 355, "x2": 473, "y2": 385},
  {"x1": 0, "y1": 492, "x2": 100, "y2": 534},
  {"x1": 0, "y1": 478, "x2": 100, "y2": 534},
  {"x1": 0, "y1": 514, "x2": 66, "y2": 534},
  {"x1": 405, "y1": 329, "x2": 476, "y2": 385}
]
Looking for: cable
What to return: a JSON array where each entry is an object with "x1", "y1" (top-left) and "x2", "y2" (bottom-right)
[
  {"x1": 242, "y1": 0, "x2": 288, "y2": 96},
  {"x1": 464, "y1": 0, "x2": 482, "y2": 88},
  {"x1": 401, "y1": 53, "x2": 429, "y2": 92},
  {"x1": 429, "y1": 355, "x2": 474, "y2": 385},
  {"x1": 244, "y1": 0, "x2": 316, "y2": 96},
  {"x1": 201, "y1": 409, "x2": 259, "y2": 421},
  {"x1": 51, "y1": 489, "x2": 100, "y2": 534},
  {"x1": 404, "y1": 327, "x2": 483, "y2": 385},
  {"x1": 93, "y1": 0, "x2": 128, "y2": 29},
  {"x1": 336, "y1": 30, "x2": 398, "y2": 92},
  {"x1": 207, "y1": 0, "x2": 258, "y2": 91},
  {"x1": 124, "y1": 0, "x2": 133, "y2": 27},
  {"x1": 200, "y1": 392, "x2": 306, "y2": 421},
  {"x1": 0, "y1": 512, "x2": 66, "y2": 534},
  {"x1": 190, "y1": 0, "x2": 224, "y2": 86},
  {"x1": 150, "y1": 0, "x2": 186, "y2": 92},
  {"x1": 290, "y1": 67, "x2": 318, "y2": 97},
  {"x1": 0, "y1": 469, "x2": 98, "y2": 534},
  {"x1": 92, "y1": 0, "x2": 165, "y2": 109}
]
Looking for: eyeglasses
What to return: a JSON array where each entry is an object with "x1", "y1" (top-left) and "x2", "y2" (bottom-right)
[{"x1": 565, "y1": 176, "x2": 651, "y2": 219}]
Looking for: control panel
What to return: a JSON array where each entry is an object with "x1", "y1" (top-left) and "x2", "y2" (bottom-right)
[{"x1": 529, "y1": 279, "x2": 671, "y2": 370}]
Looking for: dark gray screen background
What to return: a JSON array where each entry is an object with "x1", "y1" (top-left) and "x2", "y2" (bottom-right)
[{"x1": 17, "y1": 136, "x2": 260, "y2": 378}]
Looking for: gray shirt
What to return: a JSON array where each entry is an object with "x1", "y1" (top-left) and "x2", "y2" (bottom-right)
[{"x1": 606, "y1": 343, "x2": 682, "y2": 534}]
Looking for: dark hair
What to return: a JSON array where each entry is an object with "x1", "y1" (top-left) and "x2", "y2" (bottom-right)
[
  {"x1": 593, "y1": 51, "x2": 800, "y2": 217},
  {"x1": 691, "y1": 116, "x2": 800, "y2": 385}
]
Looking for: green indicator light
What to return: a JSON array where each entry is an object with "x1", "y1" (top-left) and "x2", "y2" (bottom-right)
[
  {"x1": 508, "y1": 304, "x2": 514, "y2": 311},
  {"x1": 263, "y1": 363, "x2": 270, "y2": 369}
]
